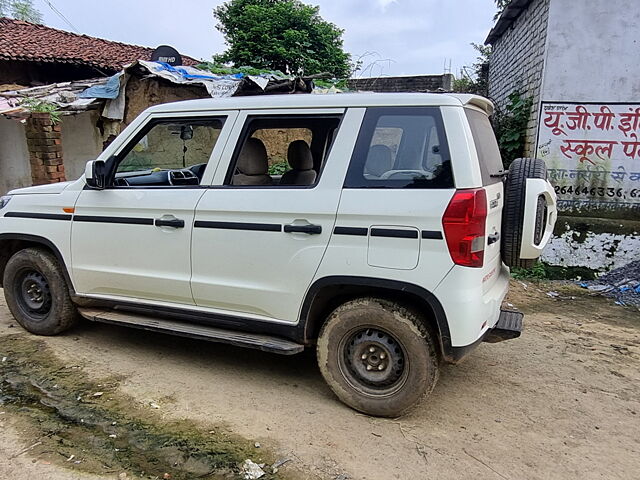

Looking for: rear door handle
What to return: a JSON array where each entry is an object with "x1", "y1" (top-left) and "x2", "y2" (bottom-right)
[
  {"x1": 155, "y1": 217, "x2": 185, "y2": 228},
  {"x1": 284, "y1": 223, "x2": 322, "y2": 234},
  {"x1": 488, "y1": 232, "x2": 500, "y2": 245}
]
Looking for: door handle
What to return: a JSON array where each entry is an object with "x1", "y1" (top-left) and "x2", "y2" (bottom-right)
[
  {"x1": 488, "y1": 232, "x2": 500, "y2": 245},
  {"x1": 155, "y1": 217, "x2": 185, "y2": 228},
  {"x1": 284, "y1": 223, "x2": 322, "y2": 234}
]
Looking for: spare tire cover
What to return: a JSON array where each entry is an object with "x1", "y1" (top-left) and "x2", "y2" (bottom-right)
[{"x1": 501, "y1": 158, "x2": 548, "y2": 268}]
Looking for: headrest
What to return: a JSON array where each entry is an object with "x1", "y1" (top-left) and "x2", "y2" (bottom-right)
[
  {"x1": 287, "y1": 140, "x2": 313, "y2": 170},
  {"x1": 237, "y1": 138, "x2": 269, "y2": 175},
  {"x1": 365, "y1": 144, "x2": 393, "y2": 177}
]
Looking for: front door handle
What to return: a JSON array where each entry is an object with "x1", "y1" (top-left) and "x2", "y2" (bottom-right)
[
  {"x1": 155, "y1": 216, "x2": 185, "y2": 228},
  {"x1": 284, "y1": 223, "x2": 322, "y2": 234}
]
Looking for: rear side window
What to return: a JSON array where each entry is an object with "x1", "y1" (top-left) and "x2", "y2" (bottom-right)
[
  {"x1": 344, "y1": 107, "x2": 453, "y2": 189},
  {"x1": 465, "y1": 108, "x2": 503, "y2": 185}
]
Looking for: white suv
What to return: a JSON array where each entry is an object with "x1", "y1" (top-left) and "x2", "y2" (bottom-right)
[{"x1": 0, "y1": 93, "x2": 557, "y2": 416}]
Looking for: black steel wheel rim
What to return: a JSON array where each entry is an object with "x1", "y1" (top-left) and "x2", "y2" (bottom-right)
[
  {"x1": 338, "y1": 326, "x2": 409, "y2": 397},
  {"x1": 14, "y1": 268, "x2": 52, "y2": 320}
]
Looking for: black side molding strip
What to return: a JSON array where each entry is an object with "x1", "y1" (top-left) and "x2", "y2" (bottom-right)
[
  {"x1": 333, "y1": 226, "x2": 368, "y2": 236},
  {"x1": 74, "y1": 215, "x2": 154, "y2": 226},
  {"x1": 4, "y1": 212, "x2": 72, "y2": 221},
  {"x1": 370, "y1": 228, "x2": 419, "y2": 239},
  {"x1": 194, "y1": 221, "x2": 282, "y2": 232},
  {"x1": 421, "y1": 230, "x2": 443, "y2": 240}
]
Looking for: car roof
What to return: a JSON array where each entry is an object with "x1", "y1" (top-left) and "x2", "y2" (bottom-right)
[{"x1": 147, "y1": 92, "x2": 494, "y2": 115}]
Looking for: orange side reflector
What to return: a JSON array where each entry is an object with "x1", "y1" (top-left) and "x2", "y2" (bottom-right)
[{"x1": 63, "y1": 207, "x2": 75, "y2": 214}]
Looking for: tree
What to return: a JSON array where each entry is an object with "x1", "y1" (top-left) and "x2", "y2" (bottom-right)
[
  {"x1": 452, "y1": 43, "x2": 491, "y2": 97},
  {"x1": 0, "y1": 0, "x2": 43, "y2": 23},
  {"x1": 213, "y1": 0, "x2": 351, "y2": 78},
  {"x1": 494, "y1": 0, "x2": 511, "y2": 20}
]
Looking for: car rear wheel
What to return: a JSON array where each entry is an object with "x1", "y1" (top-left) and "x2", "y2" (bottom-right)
[
  {"x1": 317, "y1": 298, "x2": 439, "y2": 417},
  {"x1": 502, "y1": 157, "x2": 548, "y2": 269},
  {"x1": 3, "y1": 248, "x2": 78, "y2": 335}
]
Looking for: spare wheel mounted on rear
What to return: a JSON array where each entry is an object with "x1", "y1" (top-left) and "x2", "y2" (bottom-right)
[{"x1": 501, "y1": 157, "x2": 556, "y2": 269}]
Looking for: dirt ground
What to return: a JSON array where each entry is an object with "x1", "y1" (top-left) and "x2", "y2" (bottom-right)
[{"x1": 1, "y1": 280, "x2": 639, "y2": 480}]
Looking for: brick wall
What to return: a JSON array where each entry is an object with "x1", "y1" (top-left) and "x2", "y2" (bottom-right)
[
  {"x1": 487, "y1": 0, "x2": 550, "y2": 156},
  {"x1": 347, "y1": 74, "x2": 454, "y2": 93},
  {"x1": 24, "y1": 113, "x2": 66, "y2": 185}
]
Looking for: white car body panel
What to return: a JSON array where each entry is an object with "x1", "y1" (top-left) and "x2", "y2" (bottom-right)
[{"x1": 0, "y1": 92, "x2": 555, "y2": 359}]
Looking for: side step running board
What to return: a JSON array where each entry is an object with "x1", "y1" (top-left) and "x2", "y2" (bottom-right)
[
  {"x1": 78, "y1": 308, "x2": 305, "y2": 355},
  {"x1": 483, "y1": 309, "x2": 524, "y2": 343}
]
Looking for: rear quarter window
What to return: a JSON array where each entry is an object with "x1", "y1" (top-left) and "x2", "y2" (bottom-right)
[
  {"x1": 465, "y1": 108, "x2": 504, "y2": 185},
  {"x1": 344, "y1": 107, "x2": 453, "y2": 189}
]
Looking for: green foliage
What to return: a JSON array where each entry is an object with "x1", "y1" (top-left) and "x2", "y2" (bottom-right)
[
  {"x1": 268, "y1": 160, "x2": 291, "y2": 175},
  {"x1": 1, "y1": 0, "x2": 42, "y2": 23},
  {"x1": 494, "y1": 0, "x2": 512, "y2": 20},
  {"x1": 197, "y1": 62, "x2": 286, "y2": 77},
  {"x1": 511, "y1": 261, "x2": 598, "y2": 281},
  {"x1": 213, "y1": 0, "x2": 352, "y2": 78},
  {"x1": 493, "y1": 91, "x2": 533, "y2": 168},
  {"x1": 20, "y1": 98, "x2": 62, "y2": 124},
  {"x1": 511, "y1": 261, "x2": 548, "y2": 280},
  {"x1": 453, "y1": 43, "x2": 491, "y2": 97}
]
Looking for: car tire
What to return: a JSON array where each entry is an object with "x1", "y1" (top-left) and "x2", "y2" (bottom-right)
[
  {"x1": 317, "y1": 298, "x2": 439, "y2": 417},
  {"x1": 501, "y1": 157, "x2": 548, "y2": 269},
  {"x1": 3, "y1": 248, "x2": 78, "y2": 335}
]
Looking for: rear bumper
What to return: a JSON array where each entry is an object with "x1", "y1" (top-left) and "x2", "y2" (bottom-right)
[{"x1": 448, "y1": 309, "x2": 524, "y2": 363}]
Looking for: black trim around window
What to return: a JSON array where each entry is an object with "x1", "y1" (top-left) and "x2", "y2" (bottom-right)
[{"x1": 344, "y1": 107, "x2": 453, "y2": 189}]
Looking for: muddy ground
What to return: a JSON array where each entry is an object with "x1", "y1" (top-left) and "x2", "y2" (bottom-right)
[{"x1": 1, "y1": 281, "x2": 639, "y2": 480}]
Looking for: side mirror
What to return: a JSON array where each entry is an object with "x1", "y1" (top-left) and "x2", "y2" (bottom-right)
[{"x1": 85, "y1": 160, "x2": 106, "y2": 190}]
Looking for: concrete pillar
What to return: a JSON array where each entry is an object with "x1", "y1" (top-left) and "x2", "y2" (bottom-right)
[{"x1": 24, "y1": 113, "x2": 66, "y2": 185}]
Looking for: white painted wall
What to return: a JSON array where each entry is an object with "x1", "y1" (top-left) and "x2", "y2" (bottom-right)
[
  {"x1": 0, "y1": 118, "x2": 31, "y2": 195},
  {"x1": 542, "y1": 0, "x2": 640, "y2": 102},
  {"x1": 61, "y1": 111, "x2": 102, "y2": 181}
]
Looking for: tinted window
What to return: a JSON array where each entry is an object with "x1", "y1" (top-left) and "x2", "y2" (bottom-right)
[
  {"x1": 345, "y1": 107, "x2": 453, "y2": 189},
  {"x1": 465, "y1": 108, "x2": 503, "y2": 185}
]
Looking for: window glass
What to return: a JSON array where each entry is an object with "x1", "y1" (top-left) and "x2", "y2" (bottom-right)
[
  {"x1": 224, "y1": 116, "x2": 341, "y2": 187},
  {"x1": 251, "y1": 128, "x2": 312, "y2": 176},
  {"x1": 465, "y1": 108, "x2": 503, "y2": 185},
  {"x1": 345, "y1": 107, "x2": 453, "y2": 188},
  {"x1": 114, "y1": 118, "x2": 224, "y2": 186}
]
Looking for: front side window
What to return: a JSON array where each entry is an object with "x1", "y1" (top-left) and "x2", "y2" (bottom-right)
[
  {"x1": 344, "y1": 107, "x2": 453, "y2": 188},
  {"x1": 112, "y1": 118, "x2": 224, "y2": 187}
]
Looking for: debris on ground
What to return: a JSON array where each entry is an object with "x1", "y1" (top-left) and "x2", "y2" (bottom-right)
[
  {"x1": 579, "y1": 260, "x2": 640, "y2": 307},
  {"x1": 241, "y1": 459, "x2": 265, "y2": 479}
]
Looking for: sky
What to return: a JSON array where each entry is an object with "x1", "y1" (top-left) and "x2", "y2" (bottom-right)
[{"x1": 37, "y1": 0, "x2": 498, "y2": 77}]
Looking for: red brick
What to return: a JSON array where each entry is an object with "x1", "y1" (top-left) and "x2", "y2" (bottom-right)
[{"x1": 0, "y1": 17, "x2": 198, "y2": 71}]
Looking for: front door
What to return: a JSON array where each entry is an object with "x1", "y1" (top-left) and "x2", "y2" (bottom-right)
[
  {"x1": 190, "y1": 108, "x2": 361, "y2": 322},
  {"x1": 71, "y1": 111, "x2": 237, "y2": 305}
]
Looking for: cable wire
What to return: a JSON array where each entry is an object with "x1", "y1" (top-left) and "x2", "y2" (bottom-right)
[{"x1": 40, "y1": 0, "x2": 79, "y2": 33}]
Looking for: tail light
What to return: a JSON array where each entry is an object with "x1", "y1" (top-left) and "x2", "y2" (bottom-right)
[{"x1": 442, "y1": 189, "x2": 487, "y2": 268}]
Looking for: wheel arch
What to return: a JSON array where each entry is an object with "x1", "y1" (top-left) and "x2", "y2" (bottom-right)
[
  {"x1": 0, "y1": 234, "x2": 75, "y2": 294},
  {"x1": 300, "y1": 276, "x2": 454, "y2": 362}
]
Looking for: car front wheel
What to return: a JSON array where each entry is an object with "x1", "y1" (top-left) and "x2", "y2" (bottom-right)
[{"x1": 3, "y1": 247, "x2": 78, "y2": 335}]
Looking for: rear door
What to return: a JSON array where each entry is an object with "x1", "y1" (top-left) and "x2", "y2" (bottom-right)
[
  {"x1": 190, "y1": 108, "x2": 359, "y2": 322},
  {"x1": 465, "y1": 107, "x2": 505, "y2": 287}
]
